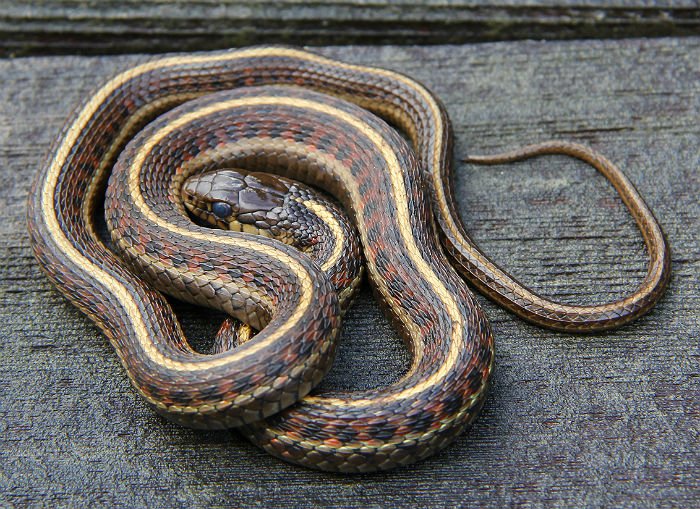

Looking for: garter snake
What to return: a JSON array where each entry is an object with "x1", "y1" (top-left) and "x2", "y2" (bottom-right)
[{"x1": 26, "y1": 47, "x2": 670, "y2": 473}]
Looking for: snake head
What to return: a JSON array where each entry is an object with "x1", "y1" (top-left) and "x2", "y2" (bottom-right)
[
  {"x1": 182, "y1": 169, "x2": 323, "y2": 250},
  {"x1": 182, "y1": 168, "x2": 290, "y2": 230}
]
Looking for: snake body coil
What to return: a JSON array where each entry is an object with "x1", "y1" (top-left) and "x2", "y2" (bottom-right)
[{"x1": 27, "y1": 47, "x2": 670, "y2": 472}]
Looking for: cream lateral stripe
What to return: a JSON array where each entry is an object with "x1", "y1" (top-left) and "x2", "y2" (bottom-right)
[
  {"x1": 136, "y1": 95, "x2": 466, "y2": 408},
  {"x1": 295, "y1": 198, "x2": 345, "y2": 272}
]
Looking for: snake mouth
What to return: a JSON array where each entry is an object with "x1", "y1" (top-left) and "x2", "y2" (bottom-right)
[{"x1": 181, "y1": 190, "x2": 228, "y2": 230}]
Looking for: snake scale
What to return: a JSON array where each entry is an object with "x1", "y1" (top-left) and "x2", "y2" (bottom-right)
[{"x1": 26, "y1": 47, "x2": 670, "y2": 472}]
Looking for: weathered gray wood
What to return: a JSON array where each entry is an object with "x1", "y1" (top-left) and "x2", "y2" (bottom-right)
[
  {"x1": 1, "y1": 1, "x2": 699, "y2": 57},
  {"x1": 1, "y1": 38, "x2": 698, "y2": 507}
]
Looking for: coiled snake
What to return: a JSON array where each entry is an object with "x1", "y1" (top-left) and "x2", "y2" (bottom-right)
[{"x1": 26, "y1": 47, "x2": 670, "y2": 472}]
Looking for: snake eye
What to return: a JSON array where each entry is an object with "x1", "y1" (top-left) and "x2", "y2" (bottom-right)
[{"x1": 211, "y1": 201, "x2": 233, "y2": 219}]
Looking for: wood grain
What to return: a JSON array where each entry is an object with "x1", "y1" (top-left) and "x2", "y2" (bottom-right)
[
  {"x1": 0, "y1": 39, "x2": 698, "y2": 507},
  {"x1": 1, "y1": 1, "x2": 699, "y2": 56}
]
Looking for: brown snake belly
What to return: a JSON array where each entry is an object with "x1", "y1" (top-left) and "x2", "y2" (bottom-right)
[{"x1": 26, "y1": 47, "x2": 670, "y2": 472}]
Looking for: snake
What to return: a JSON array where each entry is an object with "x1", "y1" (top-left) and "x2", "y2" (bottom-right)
[{"x1": 26, "y1": 46, "x2": 671, "y2": 472}]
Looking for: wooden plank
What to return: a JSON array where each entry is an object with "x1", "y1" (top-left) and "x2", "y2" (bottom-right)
[
  {"x1": 1, "y1": 38, "x2": 698, "y2": 507},
  {"x1": 1, "y1": 0, "x2": 699, "y2": 57}
]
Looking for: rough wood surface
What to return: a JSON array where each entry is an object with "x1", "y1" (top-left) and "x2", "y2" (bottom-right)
[
  {"x1": 1, "y1": 38, "x2": 698, "y2": 507},
  {"x1": 1, "y1": 1, "x2": 700, "y2": 57}
]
